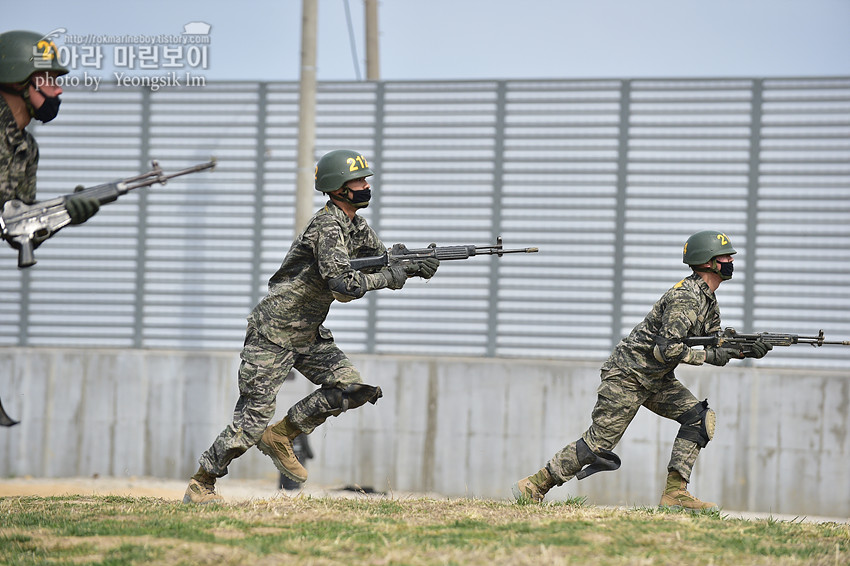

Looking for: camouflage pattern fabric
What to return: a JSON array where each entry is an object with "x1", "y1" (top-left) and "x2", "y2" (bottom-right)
[
  {"x1": 0, "y1": 94, "x2": 38, "y2": 207},
  {"x1": 547, "y1": 272, "x2": 721, "y2": 484},
  {"x1": 199, "y1": 201, "x2": 390, "y2": 477},
  {"x1": 250, "y1": 200, "x2": 390, "y2": 352},
  {"x1": 547, "y1": 368, "x2": 700, "y2": 483},
  {"x1": 199, "y1": 324, "x2": 363, "y2": 477},
  {"x1": 603, "y1": 272, "x2": 720, "y2": 391}
]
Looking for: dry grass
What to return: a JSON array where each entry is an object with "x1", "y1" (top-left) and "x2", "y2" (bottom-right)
[{"x1": 1, "y1": 494, "x2": 848, "y2": 565}]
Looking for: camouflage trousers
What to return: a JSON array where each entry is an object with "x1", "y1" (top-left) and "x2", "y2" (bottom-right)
[
  {"x1": 547, "y1": 367, "x2": 703, "y2": 484},
  {"x1": 199, "y1": 324, "x2": 363, "y2": 477}
]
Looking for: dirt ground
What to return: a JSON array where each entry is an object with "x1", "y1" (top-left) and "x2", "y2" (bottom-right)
[
  {"x1": 0, "y1": 475, "x2": 430, "y2": 503},
  {"x1": 0, "y1": 476, "x2": 847, "y2": 524}
]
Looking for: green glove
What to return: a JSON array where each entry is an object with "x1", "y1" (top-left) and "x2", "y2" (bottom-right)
[
  {"x1": 65, "y1": 193, "x2": 100, "y2": 225},
  {"x1": 381, "y1": 265, "x2": 407, "y2": 290},
  {"x1": 745, "y1": 339, "x2": 773, "y2": 359},
  {"x1": 705, "y1": 347, "x2": 739, "y2": 366}
]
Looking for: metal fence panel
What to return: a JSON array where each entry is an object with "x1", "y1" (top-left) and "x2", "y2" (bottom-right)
[{"x1": 2, "y1": 77, "x2": 849, "y2": 369}]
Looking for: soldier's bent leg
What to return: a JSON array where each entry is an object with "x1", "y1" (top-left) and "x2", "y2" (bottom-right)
[
  {"x1": 286, "y1": 382, "x2": 382, "y2": 434},
  {"x1": 644, "y1": 386, "x2": 718, "y2": 510},
  {"x1": 667, "y1": 401, "x2": 717, "y2": 482},
  {"x1": 198, "y1": 327, "x2": 294, "y2": 477},
  {"x1": 644, "y1": 384, "x2": 712, "y2": 482},
  {"x1": 289, "y1": 341, "x2": 378, "y2": 434},
  {"x1": 548, "y1": 369, "x2": 644, "y2": 483},
  {"x1": 259, "y1": 383, "x2": 383, "y2": 483},
  {"x1": 669, "y1": 400, "x2": 715, "y2": 480}
]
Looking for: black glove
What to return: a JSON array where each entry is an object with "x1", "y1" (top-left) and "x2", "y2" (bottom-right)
[
  {"x1": 745, "y1": 339, "x2": 773, "y2": 359},
  {"x1": 705, "y1": 347, "x2": 740, "y2": 366},
  {"x1": 381, "y1": 265, "x2": 407, "y2": 290},
  {"x1": 65, "y1": 192, "x2": 100, "y2": 225},
  {"x1": 414, "y1": 257, "x2": 439, "y2": 279}
]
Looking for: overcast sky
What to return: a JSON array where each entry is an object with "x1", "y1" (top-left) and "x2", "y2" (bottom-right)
[{"x1": 5, "y1": 0, "x2": 850, "y2": 82}]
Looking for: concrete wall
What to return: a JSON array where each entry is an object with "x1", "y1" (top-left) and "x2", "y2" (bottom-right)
[{"x1": 0, "y1": 347, "x2": 847, "y2": 518}]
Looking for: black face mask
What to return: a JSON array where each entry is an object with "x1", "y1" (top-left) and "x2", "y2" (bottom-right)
[
  {"x1": 718, "y1": 261, "x2": 734, "y2": 280},
  {"x1": 334, "y1": 187, "x2": 371, "y2": 209},
  {"x1": 350, "y1": 188, "x2": 371, "y2": 206},
  {"x1": 32, "y1": 92, "x2": 61, "y2": 123}
]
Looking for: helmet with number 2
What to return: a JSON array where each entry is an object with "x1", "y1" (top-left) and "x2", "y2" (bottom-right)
[
  {"x1": 314, "y1": 149, "x2": 374, "y2": 193},
  {"x1": 682, "y1": 230, "x2": 737, "y2": 266},
  {"x1": 0, "y1": 30, "x2": 69, "y2": 84}
]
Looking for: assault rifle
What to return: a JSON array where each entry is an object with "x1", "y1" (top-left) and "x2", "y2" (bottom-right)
[
  {"x1": 349, "y1": 236, "x2": 539, "y2": 271},
  {"x1": 684, "y1": 328, "x2": 850, "y2": 357},
  {"x1": 1, "y1": 159, "x2": 216, "y2": 268}
]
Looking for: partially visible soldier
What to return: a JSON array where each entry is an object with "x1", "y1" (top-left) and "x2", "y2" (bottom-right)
[
  {"x1": 183, "y1": 149, "x2": 439, "y2": 504},
  {"x1": 511, "y1": 230, "x2": 773, "y2": 510},
  {"x1": 0, "y1": 30, "x2": 98, "y2": 224}
]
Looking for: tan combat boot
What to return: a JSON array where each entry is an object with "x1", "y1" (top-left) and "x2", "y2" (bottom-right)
[
  {"x1": 256, "y1": 416, "x2": 308, "y2": 483},
  {"x1": 659, "y1": 471, "x2": 718, "y2": 511},
  {"x1": 511, "y1": 467, "x2": 556, "y2": 503},
  {"x1": 182, "y1": 466, "x2": 224, "y2": 504}
]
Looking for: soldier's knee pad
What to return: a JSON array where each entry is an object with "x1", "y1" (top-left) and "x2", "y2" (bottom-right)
[
  {"x1": 676, "y1": 399, "x2": 716, "y2": 448},
  {"x1": 575, "y1": 438, "x2": 622, "y2": 480},
  {"x1": 323, "y1": 383, "x2": 383, "y2": 414}
]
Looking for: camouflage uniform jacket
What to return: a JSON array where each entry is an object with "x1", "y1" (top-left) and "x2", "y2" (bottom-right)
[
  {"x1": 602, "y1": 272, "x2": 720, "y2": 390},
  {"x1": 0, "y1": 94, "x2": 38, "y2": 207},
  {"x1": 249, "y1": 200, "x2": 391, "y2": 352}
]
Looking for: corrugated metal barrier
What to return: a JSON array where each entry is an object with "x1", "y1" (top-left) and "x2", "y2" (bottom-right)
[{"x1": 2, "y1": 77, "x2": 849, "y2": 369}]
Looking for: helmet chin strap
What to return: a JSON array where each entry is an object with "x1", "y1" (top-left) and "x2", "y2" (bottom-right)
[
  {"x1": 0, "y1": 80, "x2": 41, "y2": 118},
  {"x1": 331, "y1": 186, "x2": 369, "y2": 209},
  {"x1": 694, "y1": 259, "x2": 732, "y2": 280},
  {"x1": 331, "y1": 187, "x2": 354, "y2": 205}
]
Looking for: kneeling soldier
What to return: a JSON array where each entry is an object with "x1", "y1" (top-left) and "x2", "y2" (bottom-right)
[{"x1": 512, "y1": 230, "x2": 771, "y2": 510}]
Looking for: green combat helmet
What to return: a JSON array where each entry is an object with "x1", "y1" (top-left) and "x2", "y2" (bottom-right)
[
  {"x1": 0, "y1": 30, "x2": 69, "y2": 84},
  {"x1": 683, "y1": 230, "x2": 737, "y2": 280},
  {"x1": 683, "y1": 230, "x2": 737, "y2": 266},
  {"x1": 314, "y1": 149, "x2": 373, "y2": 193}
]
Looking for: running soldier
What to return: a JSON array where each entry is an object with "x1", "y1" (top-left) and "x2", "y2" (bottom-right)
[
  {"x1": 184, "y1": 149, "x2": 439, "y2": 504},
  {"x1": 0, "y1": 30, "x2": 98, "y2": 223}
]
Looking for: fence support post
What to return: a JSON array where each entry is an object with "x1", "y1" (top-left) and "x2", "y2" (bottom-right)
[
  {"x1": 611, "y1": 79, "x2": 631, "y2": 348},
  {"x1": 132, "y1": 89, "x2": 152, "y2": 348}
]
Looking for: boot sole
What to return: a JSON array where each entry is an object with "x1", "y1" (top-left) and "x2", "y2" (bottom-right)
[{"x1": 256, "y1": 438, "x2": 307, "y2": 483}]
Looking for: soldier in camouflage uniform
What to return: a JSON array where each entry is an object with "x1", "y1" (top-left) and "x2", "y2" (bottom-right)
[
  {"x1": 184, "y1": 149, "x2": 439, "y2": 504},
  {"x1": 0, "y1": 31, "x2": 99, "y2": 225},
  {"x1": 512, "y1": 230, "x2": 772, "y2": 510}
]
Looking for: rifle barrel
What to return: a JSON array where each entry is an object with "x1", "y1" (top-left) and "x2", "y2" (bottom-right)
[
  {"x1": 474, "y1": 245, "x2": 539, "y2": 255},
  {"x1": 124, "y1": 159, "x2": 216, "y2": 191}
]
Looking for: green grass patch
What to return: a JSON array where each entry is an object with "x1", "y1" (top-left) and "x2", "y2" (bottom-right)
[{"x1": 1, "y1": 494, "x2": 847, "y2": 565}]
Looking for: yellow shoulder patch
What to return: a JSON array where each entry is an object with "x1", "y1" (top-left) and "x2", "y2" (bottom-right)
[{"x1": 674, "y1": 279, "x2": 686, "y2": 289}]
